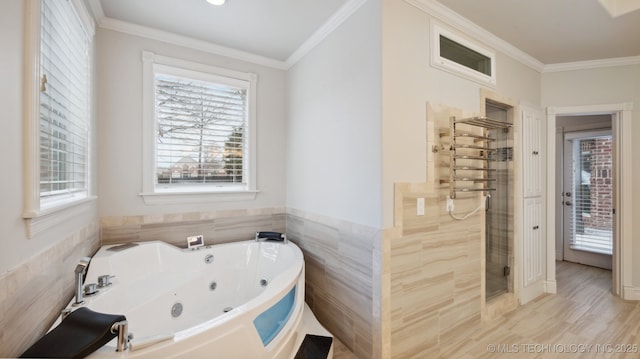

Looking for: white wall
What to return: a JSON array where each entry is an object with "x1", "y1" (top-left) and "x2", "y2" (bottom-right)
[
  {"x1": 96, "y1": 29, "x2": 287, "y2": 217},
  {"x1": 286, "y1": 0, "x2": 382, "y2": 228},
  {"x1": 542, "y1": 64, "x2": 640, "y2": 287},
  {"x1": 381, "y1": 0, "x2": 541, "y2": 228},
  {"x1": 0, "y1": 0, "x2": 98, "y2": 273}
]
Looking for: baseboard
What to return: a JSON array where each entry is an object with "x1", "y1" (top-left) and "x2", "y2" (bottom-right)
[
  {"x1": 544, "y1": 280, "x2": 557, "y2": 294},
  {"x1": 623, "y1": 286, "x2": 640, "y2": 300}
]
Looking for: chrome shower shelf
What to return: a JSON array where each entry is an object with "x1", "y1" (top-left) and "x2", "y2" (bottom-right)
[
  {"x1": 453, "y1": 116, "x2": 512, "y2": 130},
  {"x1": 454, "y1": 154, "x2": 496, "y2": 161},
  {"x1": 440, "y1": 131, "x2": 496, "y2": 142},
  {"x1": 436, "y1": 116, "x2": 512, "y2": 199},
  {"x1": 453, "y1": 187, "x2": 497, "y2": 193},
  {"x1": 454, "y1": 166, "x2": 496, "y2": 172},
  {"x1": 453, "y1": 143, "x2": 495, "y2": 151},
  {"x1": 439, "y1": 177, "x2": 496, "y2": 184},
  {"x1": 432, "y1": 143, "x2": 496, "y2": 152}
]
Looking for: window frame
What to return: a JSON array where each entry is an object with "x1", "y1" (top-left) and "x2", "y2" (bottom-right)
[
  {"x1": 140, "y1": 51, "x2": 258, "y2": 204},
  {"x1": 431, "y1": 23, "x2": 497, "y2": 86},
  {"x1": 566, "y1": 130, "x2": 614, "y2": 256},
  {"x1": 22, "y1": 0, "x2": 96, "y2": 238}
]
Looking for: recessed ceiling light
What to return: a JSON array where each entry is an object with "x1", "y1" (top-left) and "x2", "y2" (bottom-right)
[{"x1": 206, "y1": 0, "x2": 226, "y2": 5}]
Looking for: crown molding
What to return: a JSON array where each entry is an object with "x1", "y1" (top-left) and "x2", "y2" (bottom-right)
[
  {"x1": 285, "y1": 0, "x2": 369, "y2": 67},
  {"x1": 598, "y1": 0, "x2": 640, "y2": 18},
  {"x1": 404, "y1": 0, "x2": 545, "y2": 73},
  {"x1": 85, "y1": 0, "x2": 369, "y2": 71},
  {"x1": 87, "y1": 0, "x2": 287, "y2": 70},
  {"x1": 543, "y1": 56, "x2": 640, "y2": 73},
  {"x1": 98, "y1": 17, "x2": 289, "y2": 70},
  {"x1": 81, "y1": 0, "x2": 640, "y2": 74}
]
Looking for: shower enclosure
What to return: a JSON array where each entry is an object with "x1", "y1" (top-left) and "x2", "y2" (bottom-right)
[
  {"x1": 485, "y1": 104, "x2": 512, "y2": 300},
  {"x1": 436, "y1": 105, "x2": 514, "y2": 301}
]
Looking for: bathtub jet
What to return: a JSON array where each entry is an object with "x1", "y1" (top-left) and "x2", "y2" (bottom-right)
[{"x1": 25, "y1": 238, "x2": 333, "y2": 359}]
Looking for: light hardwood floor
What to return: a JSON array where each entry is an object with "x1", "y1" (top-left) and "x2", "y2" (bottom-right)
[
  {"x1": 333, "y1": 338, "x2": 359, "y2": 359},
  {"x1": 335, "y1": 261, "x2": 640, "y2": 358}
]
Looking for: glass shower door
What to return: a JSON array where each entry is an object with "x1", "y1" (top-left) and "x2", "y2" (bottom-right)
[{"x1": 485, "y1": 104, "x2": 511, "y2": 300}]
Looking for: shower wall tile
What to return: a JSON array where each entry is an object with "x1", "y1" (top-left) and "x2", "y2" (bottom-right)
[
  {"x1": 100, "y1": 208, "x2": 286, "y2": 247},
  {"x1": 0, "y1": 221, "x2": 100, "y2": 358},
  {"x1": 286, "y1": 209, "x2": 381, "y2": 359},
  {"x1": 390, "y1": 183, "x2": 483, "y2": 358}
]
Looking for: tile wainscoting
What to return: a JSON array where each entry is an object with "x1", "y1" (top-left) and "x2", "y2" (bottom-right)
[
  {"x1": 102, "y1": 207, "x2": 382, "y2": 358},
  {"x1": 100, "y1": 207, "x2": 287, "y2": 247},
  {"x1": 389, "y1": 183, "x2": 483, "y2": 358},
  {"x1": 286, "y1": 208, "x2": 382, "y2": 359},
  {"x1": 2, "y1": 207, "x2": 381, "y2": 358},
  {"x1": 0, "y1": 221, "x2": 100, "y2": 358}
]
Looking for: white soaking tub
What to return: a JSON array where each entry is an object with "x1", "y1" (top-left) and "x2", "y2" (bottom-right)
[{"x1": 49, "y1": 240, "x2": 333, "y2": 359}]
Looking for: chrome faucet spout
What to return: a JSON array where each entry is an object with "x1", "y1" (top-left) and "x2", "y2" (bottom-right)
[{"x1": 73, "y1": 257, "x2": 91, "y2": 305}]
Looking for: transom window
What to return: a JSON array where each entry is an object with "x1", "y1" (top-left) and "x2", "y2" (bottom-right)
[
  {"x1": 141, "y1": 52, "x2": 257, "y2": 203},
  {"x1": 431, "y1": 24, "x2": 496, "y2": 86}
]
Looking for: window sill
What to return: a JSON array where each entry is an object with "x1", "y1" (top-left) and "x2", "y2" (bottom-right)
[
  {"x1": 140, "y1": 190, "x2": 259, "y2": 205},
  {"x1": 22, "y1": 196, "x2": 97, "y2": 238}
]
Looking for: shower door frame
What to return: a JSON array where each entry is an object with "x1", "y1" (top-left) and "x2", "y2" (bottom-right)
[{"x1": 480, "y1": 90, "x2": 520, "y2": 320}]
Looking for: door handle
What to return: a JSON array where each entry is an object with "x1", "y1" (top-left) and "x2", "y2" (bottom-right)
[{"x1": 565, "y1": 201, "x2": 572, "y2": 206}]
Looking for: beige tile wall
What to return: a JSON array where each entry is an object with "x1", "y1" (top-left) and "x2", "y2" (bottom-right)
[
  {"x1": 386, "y1": 99, "x2": 518, "y2": 357},
  {"x1": 286, "y1": 208, "x2": 381, "y2": 359},
  {"x1": 101, "y1": 207, "x2": 286, "y2": 247},
  {"x1": 0, "y1": 221, "x2": 100, "y2": 358},
  {"x1": 2, "y1": 207, "x2": 381, "y2": 358},
  {"x1": 389, "y1": 182, "x2": 483, "y2": 358},
  {"x1": 103, "y1": 206, "x2": 383, "y2": 357}
]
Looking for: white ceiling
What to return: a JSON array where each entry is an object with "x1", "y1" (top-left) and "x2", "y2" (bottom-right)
[
  {"x1": 91, "y1": 0, "x2": 640, "y2": 66},
  {"x1": 436, "y1": 0, "x2": 640, "y2": 64},
  {"x1": 94, "y1": 0, "x2": 349, "y2": 62}
]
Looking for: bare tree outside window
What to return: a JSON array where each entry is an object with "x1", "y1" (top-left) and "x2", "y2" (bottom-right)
[{"x1": 154, "y1": 73, "x2": 248, "y2": 187}]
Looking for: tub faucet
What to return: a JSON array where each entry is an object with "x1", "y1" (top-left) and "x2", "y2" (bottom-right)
[{"x1": 73, "y1": 257, "x2": 91, "y2": 306}]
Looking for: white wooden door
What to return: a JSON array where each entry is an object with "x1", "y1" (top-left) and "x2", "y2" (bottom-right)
[
  {"x1": 520, "y1": 106, "x2": 545, "y2": 304},
  {"x1": 523, "y1": 109, "x2": 542, "y2": 197},
  {"x1": 521, "y1": 197, "x2": 544, "y2": 304}
]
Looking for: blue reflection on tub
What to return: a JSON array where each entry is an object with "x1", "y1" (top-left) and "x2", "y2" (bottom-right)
[{"x1": 253, "y1": 285, "x2": 296, "y2": 346}]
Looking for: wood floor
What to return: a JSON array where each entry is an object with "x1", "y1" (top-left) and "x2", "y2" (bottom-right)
[
  {"x1": 335, "y1": 261, "x2": 640, "y2": 358},
  {"x1": 333, "y1": 338, "x2": 359, "y2": 359}
]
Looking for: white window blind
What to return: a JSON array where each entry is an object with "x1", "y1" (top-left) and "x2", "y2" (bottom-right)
[
  {"x1": 154, "y1": 71, "x2": 249, "y2": 190},
  {"x1": 569, "y1": 135, "x2": 613, "y2": 255},
  {"x1": 39, "y1": 0, "x2": 90, "y2": 205}
]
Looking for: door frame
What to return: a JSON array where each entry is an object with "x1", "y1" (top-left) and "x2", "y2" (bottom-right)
[
  {"x1": 562, "y1": 129, "x2": 613, "y2": 270},
  {"x1": 546, "y1": 103, "x2": 632, "y2": 298}
]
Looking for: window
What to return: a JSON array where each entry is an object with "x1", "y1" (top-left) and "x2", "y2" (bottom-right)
[
  {"x1": 431, "y1": 24, "x2": 496, "y2": 86},
  {"x1": 568, "y1": 133, "x2": 613, "y2": 255},
  {"x1": 39, "y1": 0, "x2": 90, "y2": 207},
  {"x1": 23, "y1": 0, "x2": 95, "y2": 237},
  {"x1": 141, "y1": 52, "x2": 257, "y2": 204}
]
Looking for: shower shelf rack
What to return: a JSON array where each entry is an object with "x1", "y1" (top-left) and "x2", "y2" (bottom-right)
[{"x1": 433, "y1": 116, "x2": 512, "y2": 199}]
